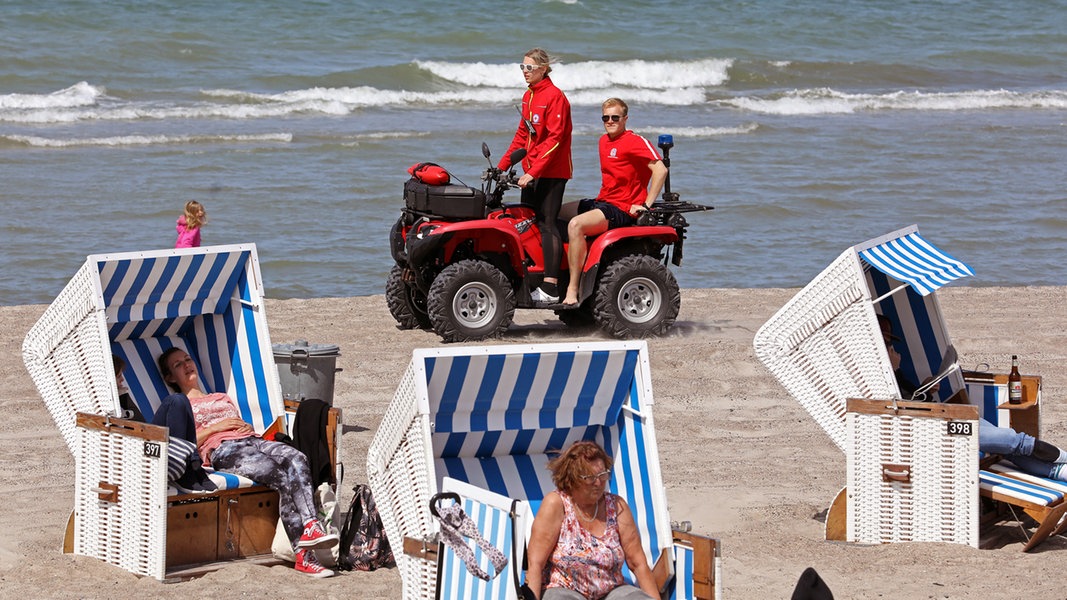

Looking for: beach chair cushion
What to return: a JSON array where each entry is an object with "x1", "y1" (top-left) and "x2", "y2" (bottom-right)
[
  {"x1": 981, "y1": 456, "x2": 1067, "y2": 503},
  {"x1": 979, "y1": 469, "x2": 1063, "y2": 507}
]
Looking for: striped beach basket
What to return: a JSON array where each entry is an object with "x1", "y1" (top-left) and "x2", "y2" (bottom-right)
[
  {"x1": 23, "y1": 244, "x2": 289, "y2": 578},
  {"x1": 367, "y1": 341, "x2": 720, "y2": 600}
]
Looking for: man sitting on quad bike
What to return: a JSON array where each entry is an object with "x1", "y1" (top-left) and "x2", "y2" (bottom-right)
[{"x1": 562, "y1": 97, "x2": 667, "y2": 306}]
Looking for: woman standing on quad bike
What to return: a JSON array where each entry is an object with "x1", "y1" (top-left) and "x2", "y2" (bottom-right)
[{"x1": 499, "y1": 47, "x2": 573, "y2": 304}]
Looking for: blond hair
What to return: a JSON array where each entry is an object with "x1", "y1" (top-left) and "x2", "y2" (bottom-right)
[
  {"x1": 602, "y1": 97, "x2": 629, "y2": 115},
  {"x1": 183, "y1": 200, "x2": 207, "y2": 229},
  {"x1": 524, "y1": 48, "x2": 556, "y2": 75}
]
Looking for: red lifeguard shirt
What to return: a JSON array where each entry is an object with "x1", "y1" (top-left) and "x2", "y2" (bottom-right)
[
  {"x1": 499, "y1": 76, "x2": 573, "y2": 179},
  {"x1": 598, "y1": 130, "x2": 662, "y2": 212}
]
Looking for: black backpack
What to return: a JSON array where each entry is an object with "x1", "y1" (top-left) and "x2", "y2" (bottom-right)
[{"x1": 337, "y1": 484, "x2": 396, "y2": 571}]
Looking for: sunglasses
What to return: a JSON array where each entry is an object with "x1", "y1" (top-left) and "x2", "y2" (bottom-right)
[
  {"x1": 578, "y1": 470, "x2": 611, "y2": 484},
  {"x1": 601, "y1": 114, "x2": 623, "y2": 123},
  {"x1": 519, "y1": 63, "x2": 542, "y2": 73}
]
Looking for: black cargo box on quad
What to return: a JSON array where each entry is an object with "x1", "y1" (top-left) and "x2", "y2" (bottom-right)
[{"x1": 404, "y1": 178, "x2": 487, "y2": 220}]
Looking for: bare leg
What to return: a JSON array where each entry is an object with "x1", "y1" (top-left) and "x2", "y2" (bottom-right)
[{"x1": 563, "y1": 210, "x2": 608, "y2": 305}]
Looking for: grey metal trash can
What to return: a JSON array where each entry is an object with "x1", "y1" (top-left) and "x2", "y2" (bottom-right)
[{"x1": 272, "y1": 340, "x2": 342, "y2": 405}]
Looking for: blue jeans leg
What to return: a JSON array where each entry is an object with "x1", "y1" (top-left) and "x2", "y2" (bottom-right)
[
  {"x1": 979, "y1": 418, "x2": 1035, "y2": 456},
  {"x1": 980, "y1": 419, "x2": 1061, "y2": 479}
]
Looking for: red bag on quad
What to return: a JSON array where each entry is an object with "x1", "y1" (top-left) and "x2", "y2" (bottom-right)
[{"x1": 408, "y1": 162, "x2": 450, "y2": 186}]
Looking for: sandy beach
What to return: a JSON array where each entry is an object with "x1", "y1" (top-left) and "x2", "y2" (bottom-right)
[{"x1": 2, "y1": 286, "x2": 1066, "y2": 599}]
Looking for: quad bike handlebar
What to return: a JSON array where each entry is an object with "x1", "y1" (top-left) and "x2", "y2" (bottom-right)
[{"x1": 481, "y1": 145, "x2": 526, "y2": 208}]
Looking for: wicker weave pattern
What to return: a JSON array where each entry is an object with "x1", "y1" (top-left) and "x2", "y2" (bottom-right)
[
  {"x1": 23, "y1": 262, "x2": 115, "y2": 455},
  {"x1": 368, "y1": 362, "x2": 438, "y2": 600},
  {"x1": 74, "y1": 422, "x2": 168, "y2": 579},
  {"x1": 755, "y1": 251, "x2": 896, "y2": 452},
  {"x1": 847, "y1": 407, "x2": 978, "y2": 547}
]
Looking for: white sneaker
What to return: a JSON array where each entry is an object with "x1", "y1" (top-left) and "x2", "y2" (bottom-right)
[{"x1": 531, "y1": 287, "x2": 559, "y2": 304}]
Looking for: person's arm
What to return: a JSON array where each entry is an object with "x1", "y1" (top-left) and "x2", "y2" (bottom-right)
[
  {"x1": 615, "y1": 497, "x2": 659, "y2": 598},
  {"x1": 644, "y1": 160, "x2": 668, "y2": 207},
  {"x1": 499, "y1": 91, "x2": 532, "y2": 170},
  {"x1": 631, "y1": 160, "x2": 668, "y2": 215},
  {"x1": 195, "y1": 417, "x2": 252, "y2": 446},
  {"x1": 525, "y1": 492, "x2": 564, "y2": 599}
]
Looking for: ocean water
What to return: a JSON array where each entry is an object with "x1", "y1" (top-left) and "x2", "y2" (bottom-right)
[{"x1": 2, "y1": 0, "x2": 1066, "y2": 306}]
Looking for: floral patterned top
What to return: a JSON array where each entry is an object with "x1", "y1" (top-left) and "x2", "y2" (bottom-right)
[
  {"x1": 544, "y1": 491, "x2": 625, "y2": 600},
  {"x1": 188, "y1": 392, "x2": 255, "y2": 466}
]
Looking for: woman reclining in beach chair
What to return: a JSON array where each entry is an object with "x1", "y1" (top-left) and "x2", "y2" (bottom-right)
[{"x1": 157, "y1": 347, "x2": 339, "y2": 578}]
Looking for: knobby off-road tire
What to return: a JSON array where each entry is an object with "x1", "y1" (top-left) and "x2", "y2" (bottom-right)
[
  {"x1": 386, "y1": 264, "x2": 431, "y2": 330},
  {"x1": 427, "y1": 260, "x2": 515, "y2": 343},
  {"x1": 593, "y1": 254, "x2": 680, "y2": 339}
]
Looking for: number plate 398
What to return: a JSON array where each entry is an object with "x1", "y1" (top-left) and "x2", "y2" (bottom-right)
[{"x1": 946, "y1": 421, "x2": 973, "y2": 436}]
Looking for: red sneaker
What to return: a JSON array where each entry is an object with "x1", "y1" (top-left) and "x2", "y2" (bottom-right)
[
  {"x1": 298, "y1": 519, "x2": 339, "y2": 549},
  {"x1": 295, "y1": 548, "x2": 335, "y2": 578}
]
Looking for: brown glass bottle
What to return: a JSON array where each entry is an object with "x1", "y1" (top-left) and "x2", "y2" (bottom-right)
[{"x1": 1008, "y1": 355, "x2": 1023, "y2": 404}]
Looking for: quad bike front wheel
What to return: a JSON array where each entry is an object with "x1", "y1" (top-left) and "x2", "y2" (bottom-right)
[
  {"x1": 386, "y1": 265, "x2": 431, "y2": 330},
  {"x1": 427, "y1": 260, "x2": 516, "y2": 343},
  {"x1": 593, "y1": 254, "x2": 680, "y2": 339}
]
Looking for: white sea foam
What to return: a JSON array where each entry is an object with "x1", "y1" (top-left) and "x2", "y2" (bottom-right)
[
  {"x1": 3, "y1": 132, "x2": 292, "y2": 147},
  {"x1": 723, "y1": 88, "x2": 1067, "y2": 115},
  {"x1": 5, "y1": 80, "x2": 1067, "y2": 126},
  {"x1": 634, "y1": 123, "x2": 760, "y2": 138},
  {"x1": 0, "y1": 81, "x2": 103, "y2": 109},
  {"x1": 415, "y1": 58, "x2": 733, "y2": 90}
]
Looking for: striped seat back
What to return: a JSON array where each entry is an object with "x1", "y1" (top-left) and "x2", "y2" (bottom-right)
[
  {"x1": 966, "y1": 379, "x2": 1006, "y2": 425},
  {"x1": 436, "y1": 478, "x2": 532, "y2": 600},
  {"x1": 420, "y1": 342, "x2": 672, "y2": 587}
]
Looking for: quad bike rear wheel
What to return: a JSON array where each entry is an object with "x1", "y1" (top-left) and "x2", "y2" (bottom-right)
[
  {"x1": 386, "y1": 265, "x2": 431, "y2": 330},
  {"x1": 593, "y1": 254, "x2": 680, "y2": 339},
  {"x1": 427, "y1": 260, "x2": 515, "y2": 342}
]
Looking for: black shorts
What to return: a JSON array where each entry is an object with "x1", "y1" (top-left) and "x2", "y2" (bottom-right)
[{"x1": 578, "y1": 198, "x2": 634, "y2": 230}]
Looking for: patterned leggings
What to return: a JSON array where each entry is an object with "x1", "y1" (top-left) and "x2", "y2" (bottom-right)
[{"x1": 210, "y1": 437, "x2": 316, "y2": 550}]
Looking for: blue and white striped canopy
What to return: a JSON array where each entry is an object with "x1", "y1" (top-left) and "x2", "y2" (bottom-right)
[
  {"x1": 98, "y1": 245, "x2": 280, "y2": 430},
  {"x1": 858, "y1": 230, "x2": 974, "y2": 296}
]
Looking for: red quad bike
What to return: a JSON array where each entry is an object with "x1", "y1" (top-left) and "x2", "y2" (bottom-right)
[{"x1": 387, "y1": 135, "x2": 712, "y2": 343}]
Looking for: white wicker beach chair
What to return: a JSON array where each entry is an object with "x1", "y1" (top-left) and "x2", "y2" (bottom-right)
[
  {"x1": 755, "y1": 225, "x2": 1057, "y2": 550},
  {"x1": 23, "y1": 244, "x2": 339, "y2": 579},
  {"x1": 367, "y1": 341, "x2": 721, "y2": 600}
]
